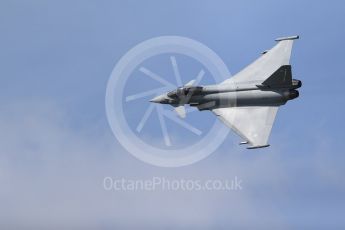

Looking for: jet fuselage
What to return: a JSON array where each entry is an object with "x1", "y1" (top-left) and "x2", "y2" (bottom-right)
[{"x1": 153, "y1": 80, "x2": 301, "y2": 110}]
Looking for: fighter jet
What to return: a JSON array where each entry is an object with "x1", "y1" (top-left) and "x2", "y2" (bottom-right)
[{"x1": 150, "y1": 36, "x2": 301, "y2": 149}]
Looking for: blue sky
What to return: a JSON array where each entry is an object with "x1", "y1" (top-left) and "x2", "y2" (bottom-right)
[{"x1": 1, "y1": 0, "x2": 345, "y2": 229}]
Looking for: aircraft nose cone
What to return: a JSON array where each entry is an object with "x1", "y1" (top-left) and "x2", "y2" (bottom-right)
[{"x1": 150, "y1": 95, "x2": 165, "y2": 103}]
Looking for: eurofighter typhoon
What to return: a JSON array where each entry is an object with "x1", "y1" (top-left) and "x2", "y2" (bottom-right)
[{"x1": 150, "y1": 36, "x2": 301, "y2": 149}]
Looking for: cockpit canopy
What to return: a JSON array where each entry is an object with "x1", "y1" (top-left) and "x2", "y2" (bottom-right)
[{"x1": 167, "y1": 86, "x2": 203, "y2": 98}]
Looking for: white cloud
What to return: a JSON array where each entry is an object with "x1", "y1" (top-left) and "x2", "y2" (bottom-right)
[{"x1": 0, "y1": 98, "x2": 343, "y2": 229}]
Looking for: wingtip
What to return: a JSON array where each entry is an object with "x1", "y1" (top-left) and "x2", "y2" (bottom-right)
[
  {"x1": 246, "y1": 144, "x2": 270, "y2": 149},
  {"x1": 275, "y1": 35, "x2": 299, "y2": 42}
]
